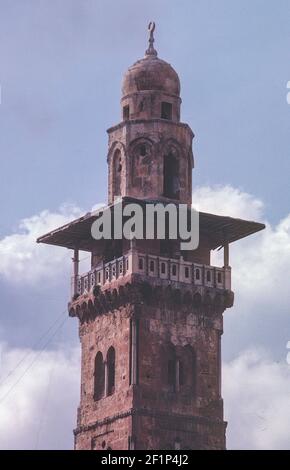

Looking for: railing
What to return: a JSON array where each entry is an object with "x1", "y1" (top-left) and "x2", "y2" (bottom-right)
[{"x1": 72, "y1": 250, "x2": 231, "y2": 297}]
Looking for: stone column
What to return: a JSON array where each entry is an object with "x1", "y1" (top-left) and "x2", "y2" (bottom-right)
[{"x1": 72, "y1": 248, "x2": 79, "y2": 296}]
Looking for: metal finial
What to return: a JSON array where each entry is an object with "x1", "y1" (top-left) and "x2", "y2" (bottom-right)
[{"x1": 145, "y1": 21, "x2": 157, "y2": 57}]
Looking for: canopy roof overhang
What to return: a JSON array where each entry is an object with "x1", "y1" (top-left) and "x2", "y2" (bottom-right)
[{"x1": 37, "y1": 197, "x2": 265, "y2": 252}]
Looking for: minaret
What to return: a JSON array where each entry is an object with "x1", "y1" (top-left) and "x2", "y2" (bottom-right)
[{"x1": 37, "y1": 23, "x2": 265, "y2": 450}]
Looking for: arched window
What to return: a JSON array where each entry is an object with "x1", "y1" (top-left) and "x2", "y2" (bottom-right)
[
  {"x1": 172, "y1": 264, "x2": 177, "y2": 276},
  {"x1": 163, "y1": 152, "x2": 180, "y2": 199},
  {"x1": 107, "y1": 346, "x2": 116, "y2": 396},
  {"x1": 94, "y1": 352, "x2": 104, "y2": 401},
  {"x1": 165, "y1": 345, "x2": 197, "y2": 395},
  {"x1": 113, "y1": 149, "x2": 122, "y2": 197}
]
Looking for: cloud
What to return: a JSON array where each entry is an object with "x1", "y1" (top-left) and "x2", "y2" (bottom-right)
[
  {"x1": 192, "y1": 185, "x2": 264, "y2": 221},
  {"x1": 0, "y1": 204, "x2": 83, "y2": 284},
  {"x1": 193, "y1": 185, "x2": 290, "y2": 358},
  {"x1": 223, "y1": 349, "x2": 290, "y2": 450},
  {"x1": 0, "y1": 341, "x2": 80, "y2": 450}
]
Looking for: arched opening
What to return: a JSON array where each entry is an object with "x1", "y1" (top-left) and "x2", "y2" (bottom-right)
[
  {"x1": 94, "y1": 352, "x2": 104, "y2": 401},
  {"x1": 165, "y1": 344, "x2": 197, "y2": 396},
  {"x1": 113, "y1": 149, "x2": 122, "y2": 198},
  {"x1": 163, "y1": 152, "x2": 179, "y2": 199},
  {"x1": 107, "y1": 346, "x2": 116, "y2": 396}
]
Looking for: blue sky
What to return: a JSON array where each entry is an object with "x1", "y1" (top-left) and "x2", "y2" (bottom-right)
[
  {"x1": 0, "y1": 0, "x2": 290, "y2": 450},
  {"x1": 0, "y1": 0, "x2": 289, "y2": 235}
]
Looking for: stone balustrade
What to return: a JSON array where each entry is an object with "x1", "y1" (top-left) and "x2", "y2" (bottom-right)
[{"x1": 72, "y1": 250, "x2": 231, "y2": 298}]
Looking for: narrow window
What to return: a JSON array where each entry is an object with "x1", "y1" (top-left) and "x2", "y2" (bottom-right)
[
  {"x1": 168, "y1": 359, "x2": 176, "y2": 390},
  {"x1": 195, "y1": 268, "x2": 200, "y2": 280},
  {"x1": 123, "y1": 105, "x2": 129, "y2": 120},
  {"x1": 185, "y1": 267, "x2": 189, "y2": 278},
  {"x1": 94, "y1": 352, "x2": 104, "y2": 401},
  {"x1": 179, "y1": 360, "x2": 185, "y2": 386},
  {"x1": 150, "y1": 260, "x2": 155, "y2": 272},
  {"x1": 140, "y1": 144, "x2": 146, "y2": 156},
  {"x1": 161, "y1": 262, "x2": 166, "y2": 274},
  {"x1": 217, "y1": 272, "x2": 222, "y2": 284},
  {"x1": 207, "y1": 270, "x2": 211, "y2": 282},
  {"x1": 107, "y1": 347, "x2": 115, "y2": 396},
  {"x1": 163, "y1": 154, "x2": 180, "y2": 199},
  {"x1": 172, "y1": 264, "x2": 177, "y2": 276},
  {"x1": 113, "y1": 149, "x2": 122, "y2": 197},
  {"x1": 161, "y1": 102, "x2": 172, "y2": 120},
  {"x1": 138, "y1": 258, "x2": 144, "y2": 270},
  {"x1": 119, "y1": 261, "x2": 123, "y2": 274}
]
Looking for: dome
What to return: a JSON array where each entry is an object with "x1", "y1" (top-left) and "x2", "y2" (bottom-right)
[
  {"x1": 122, "y1": 22, "x2": 180, "y2": 98},
  {"x1": 122, "y1": 56, "x2": 180, "y2": 98}
]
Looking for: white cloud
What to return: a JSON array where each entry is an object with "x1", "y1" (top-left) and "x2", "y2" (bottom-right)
[
  {"x1": 0, "y1": 342, "x2": 80, "y2": 450},
  {"x1": 193, "y1": 184, "x2": 290, "y2": 316},
  {"x1": 0, "y1": 204, "x2": 83, "y2": 284},
  {"x1": 231, "y1": 214, "x2": 290, "y2": 308},
  {"x1": 224, "y1": 349, "x2": 290, "y2": 450},
  {"x1": 192, "y1": 185, "x2": 264, "y2": 221}
]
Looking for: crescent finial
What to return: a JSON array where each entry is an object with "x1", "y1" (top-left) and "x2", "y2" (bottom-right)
[{"x1": 145, "y1": 21, "x2": 157, "y2": 57}]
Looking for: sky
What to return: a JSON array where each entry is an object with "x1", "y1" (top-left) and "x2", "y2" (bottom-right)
[{"x1": 0, "y1": 0, "x2": 290, "y2": 450}]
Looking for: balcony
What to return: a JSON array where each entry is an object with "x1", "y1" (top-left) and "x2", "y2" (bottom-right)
[{"x1": 71, "y1": 250, "x2": 231, "y2": 298}]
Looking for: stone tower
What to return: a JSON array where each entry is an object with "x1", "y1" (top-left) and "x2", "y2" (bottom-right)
[{"x1": 38, "y1": 23, "x2": 265, "y2": 450}]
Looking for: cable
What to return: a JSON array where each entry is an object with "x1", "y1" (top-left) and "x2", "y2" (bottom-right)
[
  {"x1": 34, "y1": 308, "x2": 66, "y2": 449},
  {"x1": 0, "y1": 316, "x2": 68, "y2": 404},
  {"x1": 34, "y1": 357, "x2": 54, "y2": 450},
  {"x1": 0, "y1": 309, "x2": 67, "y2": 388}
]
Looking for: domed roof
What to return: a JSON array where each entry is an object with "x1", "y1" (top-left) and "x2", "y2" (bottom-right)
[{"x1": 122, "y1": 22, "x2": 180, "y2": 98}]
